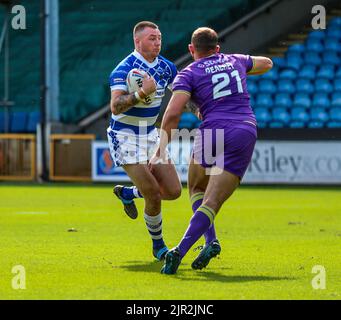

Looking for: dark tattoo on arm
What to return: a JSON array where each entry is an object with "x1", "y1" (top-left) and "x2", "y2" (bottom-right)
[{"x1": 113, "y1": 93, "x2": 139, "y2": 114}]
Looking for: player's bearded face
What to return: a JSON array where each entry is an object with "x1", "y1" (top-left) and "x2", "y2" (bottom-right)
[{"x1": 136, "y1": 27, "x2": 161, "y2": 59}]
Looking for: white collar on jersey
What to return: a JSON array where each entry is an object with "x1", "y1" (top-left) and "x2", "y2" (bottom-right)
[{"x1": 132, "y1": 50, "x2": 159, "y2": 68}]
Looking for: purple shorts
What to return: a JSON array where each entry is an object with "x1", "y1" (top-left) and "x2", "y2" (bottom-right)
[{"x1": 192, "y1": 120, "x2": 257, "y2": 178}]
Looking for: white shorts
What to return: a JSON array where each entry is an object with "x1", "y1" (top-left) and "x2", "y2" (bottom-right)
[{"x1": 107, "y1": 127, "x2": 169, "y2": 167}]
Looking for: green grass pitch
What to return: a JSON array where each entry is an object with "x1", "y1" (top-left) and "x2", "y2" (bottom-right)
[{"x1": 0, "y1": 184, "x2": 340, "y2": 300}]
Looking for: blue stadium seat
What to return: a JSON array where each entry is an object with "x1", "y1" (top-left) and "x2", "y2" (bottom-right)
[
  {"x1": 308, "y1": 121, "x2": 324, "y2": 128},
  {"x1": 326, "y1": 121, "x2": 341, "y2": 128},
  {"x1": 307, "y1": 30, "x2": 325, "y2": 40},
  {"x1": 328, "y1": 17, "x2": 341, "y2": 28},
  {"x1": 269, "y1": 121, "x2": 284, "y2": 128},
  {"x1": 293, "y1": 93, "x2": 311, "y2": 109},
  {"x1": 286, "y1": 52, "x2": 302, "y2": 60},
  {"x1": 326, "y1": 27, "x2": 341, "y2": 39},
  {"x1": 310, "y1": 107, "x2": 329, "y2": 123},
  {"x1": 298, "y1": 66, "x2": 316, "y2": 80},
  {"x1": 0, "y1": 112, "x2": 4, "y2": 132},
  {"x1": 274, "y1": 93, "x2": 292, "y2": 108},
  {"x1": 305, "y1": 39, "x2": 324, "y2": 52},
  {"x1": 312, "y1": 93, "x2": 330, "y2": 109},
  {"x1": 331, "y1": 93, "x2": 341, "y2": 108},
  {"x1": 287, "y1": 43, "x2": 305, "y2": 53},
  {"x1": 291, "y1": 107, "x2": 309, "y2": 123},
  {"x1": 272, "y1": 107, "x2": 290, "y2": 125},
  {"x1": 335, "y1": 67, "x2": 341, "y2": 79},
  {"x1": 286, "y1": 56, "x2": 302, "y2": 70},
  {"x1": 247, "y1": 80, "x2": 258, "y2": 94},
  {"x1": 257, "y1": 122, "x2": 267, "y2": 128},
  {"x1": 10, "y1": 112, "x2": 28, "y2": 133},
  {"x1": 277, "y1": 79, "x2": 295, "y2": 94},
  {"x1": 296, "y1": 79, "x2": 314, "y2": 94},
  {"x1": 178, "y1": 122, "x2": 192, "y2": 129},
  {"x1": 26, "y1": 111, "x2": 41, "y2": 132},
  {"x1": 314, "y1": 79, "x2": 333, "y2": 94},
  {"x1": 316, "y1": 65, "x2": 334, "y2": 80},
  {"x1": 334, "y1": 79, "x2": 341, "y2": 92},
  {"x1": 290, "y1": 121, "x2": 305, "y2": 128},
  {"x1": 255, "y1": 93, "x2": 273, "y2": 108},
  {"x1": 258, "y1": 67, "x2": 278, "y2": 81},
  {"x1": 304, "y1": 52, "x2": 322, "y2": 65},
  {"x1": 193, "y1": 119, "x2": 202, "y2": 128},
  {"x1": 278, "y1": 69, "x2": 296, "y2": 80},
  {"x1": 271, "y1": 57, "x2": 286, "y2": 68},
  {"x1": 324, "y1": 38, "x2": 341, "y2": 51},
  {"x1": 254, "y1": 107, "x2": 271, "y2": 123},
  {"x1": 178, "y1": 112, "x2": 198, "y2": 129},
  {"x1": 322, "y1": 52, "x2": 340, "y2": 65},
  {"x1": 329, "y1": 107, "x2": 341, "y2": 122},
  {"x1": 250, "y1": 95, "x2": 256, "y2": 107},
  {"x1": 258, "y1": 79, "x2": 276, "y2": 94}
]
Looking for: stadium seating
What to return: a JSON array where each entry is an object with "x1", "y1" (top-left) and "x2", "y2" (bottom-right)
[
  {"x1": 178, "y1": 112, "x2": 200, "y2": 130},
  {"x1": 331, "y1": 93, "x2": 341, "y2": 108},
  {"x1": 251, "y1": 14, "x2": 341, "y2": 128},
  {"x1": 293, "y1": 93, "x2": 311, "y2": 109},
  {"x1": 310, "y1": 107, "x2": 329, "y2": 123},
  {"x1": 296, "y1": 79, "x2": 314, "y2": 94},
  {"x1": 0, "y1": 110, "x2": 41, "y2": 133},
  {"x1": 272, "y1": 107, "x2": 290, "y2": 125},
  {"x1": 291, "y1": 107, "x2": 309, "y2": 124},
  {"x1": 26, "y1": 111, "x2": 41, "y2": 133},
  {"x1": 254, "y1": 107, "x2": 271, "y2": 125},
  {"x1": 10, "y1": 112, "x2": 28, "y2": 133},
  {"x1": 0, "y1": 112, "x2": 4, "y2": 133},
  {"x1": 274, "y1": 93, "x2": 292, "y2": 109},
  {"x1": 1, "y1": 1, "x2": 340, "y2": 130},
  {"x1": 255, "y1": 93, "x2": 273, "y2": 108},
  {"x1": 0, "y1": 0, "x2": 271, "y2": 127}
]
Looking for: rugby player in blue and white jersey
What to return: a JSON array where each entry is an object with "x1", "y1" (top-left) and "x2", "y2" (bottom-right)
[{"x1": 108, "y1": 21, "x2": 181, "y2": 261}]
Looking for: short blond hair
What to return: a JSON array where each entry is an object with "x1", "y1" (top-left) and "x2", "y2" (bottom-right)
[
  {"x1": 133, "y1": 21, "x2": 159, "y2": 36},
  {"x1": 191, "y1": 27, "x2": 218, "y2": 53}
]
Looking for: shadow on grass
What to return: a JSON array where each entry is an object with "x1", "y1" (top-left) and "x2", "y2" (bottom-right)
[
  {"x1": 179, "y1": 271, "x2": 295, "y2": 283},
  {"x1": 119, "y1": 260, "x2": 163, "y2": 273},
  {"x1": 119, "y1": 261, "x2": 295, "y2": 283}
]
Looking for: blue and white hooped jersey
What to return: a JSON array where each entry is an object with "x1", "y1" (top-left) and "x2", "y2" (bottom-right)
[{"x1": 109, "y1": 50, "x2": 177, "y2": 135}]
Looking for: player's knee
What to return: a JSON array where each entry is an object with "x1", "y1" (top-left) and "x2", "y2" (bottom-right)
[{"x1": 166, "y1": 185, "x2": 182, "y2": 200}]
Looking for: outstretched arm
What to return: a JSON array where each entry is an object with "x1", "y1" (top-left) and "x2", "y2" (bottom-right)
[{"x1": 247, "y1": 56, "x2": 273, "y2": 76}]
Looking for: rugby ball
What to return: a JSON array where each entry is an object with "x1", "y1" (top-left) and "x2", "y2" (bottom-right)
[{"x1": 127, "y1": 68, "x2": 155, "y2": 105}]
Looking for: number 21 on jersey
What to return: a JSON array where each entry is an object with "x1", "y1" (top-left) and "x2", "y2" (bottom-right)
[{"x1": 212, "y1": 70, "x2": 243, "y2": 99}]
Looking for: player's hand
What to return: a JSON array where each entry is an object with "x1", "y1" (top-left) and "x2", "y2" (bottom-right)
[
  {"x1": 142, "y1": 73, "x2": 156, "y2": 96},
  {"x1": 148, "y1": 151, "x2": 168, "y2": 172}
]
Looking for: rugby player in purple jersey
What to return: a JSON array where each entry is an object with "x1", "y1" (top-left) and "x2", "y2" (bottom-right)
[{"x1": 149, "y1": 27, "x2": 273, "y2": 274}]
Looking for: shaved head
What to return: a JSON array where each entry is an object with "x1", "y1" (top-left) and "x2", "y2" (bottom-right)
[
  {"x1": 191, "y1": 27, "x2": 218, "y2": 53},
  {"x1": 133, "y1": 21, "x2": 159, "y2": 37}
]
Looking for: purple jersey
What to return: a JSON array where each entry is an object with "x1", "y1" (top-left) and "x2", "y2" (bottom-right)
[{"x1": 172, "y1": 53, "x2": 255, "y2": 123}]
